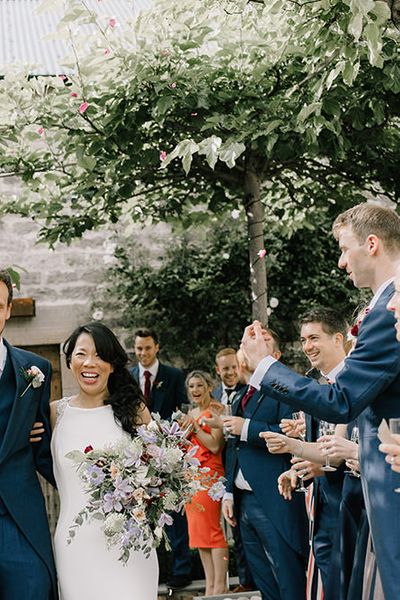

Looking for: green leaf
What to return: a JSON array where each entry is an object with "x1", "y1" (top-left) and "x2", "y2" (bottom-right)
[{"x1": 218, "y1": 142, "x2": 245, "y2": 169}]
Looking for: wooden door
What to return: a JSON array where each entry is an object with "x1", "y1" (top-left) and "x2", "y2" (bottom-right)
[{"x1": 19, "y1": 344, "x2": 62, "y2": 401}]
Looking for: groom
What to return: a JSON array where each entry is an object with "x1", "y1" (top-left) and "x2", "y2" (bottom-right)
[
  {"x1": 241, "y1": 203, "x2": 400, "y2": 599},
  {"x1": 0, "y1": 270, "x2": 57, "y2": 599}
]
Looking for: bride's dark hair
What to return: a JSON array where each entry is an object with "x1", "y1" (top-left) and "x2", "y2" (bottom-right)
[{"x1": 63, "y1": 322, "x2": 145, "y2": 436}]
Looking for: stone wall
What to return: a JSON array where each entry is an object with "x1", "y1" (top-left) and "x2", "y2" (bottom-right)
[
  {"x1": 0, "y1": 176, "x2": 171, "y2": 395},
  {"x1": 0, "y1": 209, "x2": 114, "y2": 394}
]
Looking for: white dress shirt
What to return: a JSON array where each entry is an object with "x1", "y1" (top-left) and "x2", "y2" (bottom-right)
[
  {"x1": 0, "y1": 337, "x2": 7, "y2": 379},
  {"x1": 138, "y1": 359, "x2": 159, "y2": 395}
]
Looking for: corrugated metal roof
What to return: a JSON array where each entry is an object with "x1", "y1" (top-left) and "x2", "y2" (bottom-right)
[{"x1": 0, "y1": 0, "x2": 153, "y2": 74}]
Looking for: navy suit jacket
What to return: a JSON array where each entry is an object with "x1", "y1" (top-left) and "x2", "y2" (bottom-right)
[
  {"x1": 225, "y1": 387, "x2": 308, "y2": 557},
  {"x1": 259, "y1": 283, "x2": 400, "y2": 597},
  {"x1": 131, "y1": 362, "x2": 187, "y2": 419},
  {"x1": 0, "y1": 340, "x2": 57, "y2": 597}
]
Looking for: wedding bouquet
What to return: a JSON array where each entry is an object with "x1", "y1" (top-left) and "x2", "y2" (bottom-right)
[{"x1": 66, "y1": 414, "x2": 225, "y2": 563}]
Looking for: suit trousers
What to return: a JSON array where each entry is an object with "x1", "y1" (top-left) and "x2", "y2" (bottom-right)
[
  {"x1": 238, "y1": 491, "x2": 306, "y2": 600},
  {"x1": 312, "y1": 494, "x2": 338, "y2": 590},
  {"x1": 0, "y1": 513, "x2": 52, "y2": 600}
]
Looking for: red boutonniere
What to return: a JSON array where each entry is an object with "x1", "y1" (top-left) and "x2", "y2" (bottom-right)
[{"x1": 350, "y1": 307, "x2": 370, "y2": 337}]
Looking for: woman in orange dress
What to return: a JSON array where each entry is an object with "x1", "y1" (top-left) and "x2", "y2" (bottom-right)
[{"x1": 181, "y1": 370, "x2": 228, "y2": 597}]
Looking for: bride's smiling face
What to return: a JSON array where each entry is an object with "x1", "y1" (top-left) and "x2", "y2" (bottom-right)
[{"x1": 70, "y1": 333, "x2": 114, "y2": 399}]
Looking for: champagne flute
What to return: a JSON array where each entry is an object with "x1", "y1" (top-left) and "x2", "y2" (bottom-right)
[
  {"x1": 292, "y1": 411, "x2": 306, "y2": 441},
  {"x1": 291, "y1": 412, "x2": 307, "y2": 492},
  {"x1": 389, "y1": 418, "x2": 400, "y2": 493},
  {"x1": 222, "y1": 404, "x2": 234, "y2": 439},
  {"x1": 319, "y1": 421, "x2": 337, "y2": 472},
  {"x1": 344, "y1": 426, "x2": 360, "y2": 478}
]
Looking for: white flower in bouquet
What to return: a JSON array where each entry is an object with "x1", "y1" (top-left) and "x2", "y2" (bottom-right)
[{"x1": 104, "y1": 513, "x2": 126, "y2": 536}]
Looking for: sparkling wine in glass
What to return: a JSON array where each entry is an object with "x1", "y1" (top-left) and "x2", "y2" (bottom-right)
[
  {"x1": 292, "y1": 411, "x2": 306, "y2": 441},
  {"x1": 291, "y1": 412, "x2": 307, "y2": 492},
  {"x1": 344, "y1": 426, "x2": 360, "y2": 478},
  {"x1": 319, "y1": 420, "x2": 337, "y2": 472},
  {"x1": 222, "y1": 404, "x2": 234, "y2": 439}
]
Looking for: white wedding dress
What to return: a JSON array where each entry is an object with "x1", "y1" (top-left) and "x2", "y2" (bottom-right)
[{"x1": 51, "y1": 398, "x2": 159, "y2": 600}]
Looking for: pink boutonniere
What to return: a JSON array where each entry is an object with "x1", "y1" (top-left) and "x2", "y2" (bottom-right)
[{"x1": 20, "y1": 365, "x2": 45, "y2": 397}]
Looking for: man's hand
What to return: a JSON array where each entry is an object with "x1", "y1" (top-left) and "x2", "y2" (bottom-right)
[
  {"x1": 201, "y1": 411, "x2": 224, "y2": 430},
  {"x1": 277, "y1": 469, "x2": 298, "y2": 501},
  {"x1": 379, "y1": 443, "x2": 400, "y2": 473},
  {"x1": 318, "y1": 434, "x2": 357, "y2": 462},
  {"x1": 221, "y1": 416, "x2": 245, "y2": 436},
  {"x1": 260, "y1": 431, "x2": 296, "y2": 454},
  {"x1": 345, "y1": 458, "x2": 361, "y2": 475},
  {"x1": 222, "y1": 499, "x2": 237, "y2": 527},
  {"x1": 291, "y1": 457, "x2": 323, "y2": 481},
  {"x1": 30, "y1": 421, "x2": 44, "y2": 443},
  {"x1": 240, "y1": 321, "x2": 270, "y2": 371},
  {"x1": 280, "y1": 418, "x2": 306, "y2": 439}
]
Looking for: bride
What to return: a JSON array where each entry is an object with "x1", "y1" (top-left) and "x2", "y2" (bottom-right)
[{"x1": 50, "y1": 322, "x2": 159, "y2": 600}]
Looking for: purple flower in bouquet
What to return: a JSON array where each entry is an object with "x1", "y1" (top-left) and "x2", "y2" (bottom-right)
[
  {"x1": 159, "y1": 420, "x2": 186, "y2": 438},
  {"x1": 86, "y1": 464, "x2": 106, "y2": 485},
  {"x1": 123, "y1": 446, "x2": 142, "y2": 468},
  {"x1": 208, "y1": 479, "x2": 226, "y2": 501},
  {"x1": 113, "y1": 475, "x2": 134, "y2": 500},
  {"x1": 184, "y1": 445, "x2": 201, "y2": 467},
  {"x1": 157, "y1": 512, "x2": 174, "y2": 528},
  {"x1": 136, "y1": 425, "x2": 158, "y2": 444},
  {"x1": 103, "y1": 492, "x2": 123, "y2": 513}
]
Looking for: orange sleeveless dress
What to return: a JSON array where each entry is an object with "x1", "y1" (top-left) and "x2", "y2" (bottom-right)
[{"x1": 185, "y1": 409, "x2": 227, "y2": 549}]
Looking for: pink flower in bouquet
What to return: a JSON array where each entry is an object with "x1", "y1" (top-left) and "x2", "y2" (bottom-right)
[
  {"x1": 257, "y1": 248, "x2": 267, "y2": 259},
  {"x1": 109, "y1": 17, "x2": 117, "y2": 28},
  {"x1": 160, "y1": 151, "x2": 167, "y2": 161},
  {"x1": 79, "y1": 102, "x2": 89, "y2": 114}
]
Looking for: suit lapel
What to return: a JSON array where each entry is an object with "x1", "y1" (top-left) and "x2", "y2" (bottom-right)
[
  {"x1": 246, "y1": 389, "x2": 265, "y2": 418},
  {"x1": 0, "y1": 342, "x2": 36, "y2": 461},
  {"x1": 232, "y1": 388, "x2": 246, "y2": 415}
]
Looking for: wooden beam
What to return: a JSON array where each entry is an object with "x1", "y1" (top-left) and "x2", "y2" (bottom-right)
[{"x1": 10, "y1": 298, "x2": 36, "y2": 318}]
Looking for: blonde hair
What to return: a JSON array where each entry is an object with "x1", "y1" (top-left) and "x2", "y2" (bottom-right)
[{"x1": 333, "y1": 203, "x2": 400, "y2": 256}]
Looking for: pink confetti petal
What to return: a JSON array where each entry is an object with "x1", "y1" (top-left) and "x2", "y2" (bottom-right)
[
  {"x1": 38, "y1": 127, "x2": 44, "y2": 135},
  {"x1": 71, "y1": 92, "x2": 78, "y2": 98},
  {"x1": 109, "y1": 17, "x2": 116, "y2": 28}
]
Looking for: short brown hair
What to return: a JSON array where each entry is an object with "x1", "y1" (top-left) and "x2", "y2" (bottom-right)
[
  {"x1": 0, "y1": 270, "x2": 13, "y2": 305},
  {"x1": 215, "y1": 347, "x2": 237, "y2": 363},
  {"x1": 265, "y1": 327, "x2": 281, "y2": 354},
  {"x1": 300, "y1": 307, "x2": 348, "y2": 341},
  {"x1": 332, "y1": 203, "x2": 400, "y2": 256}
]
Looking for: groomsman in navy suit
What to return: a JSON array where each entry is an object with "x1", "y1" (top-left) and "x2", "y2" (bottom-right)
[
  {"x1": 212, "y1": 348, "x2": 253, "y2": 594},
  {"x1": 241, "y1": 203, "x2": 400, "y2": 599},
  {"x1": 222, "y1": 328, "x2": 308, "y2": 600},
  {"x1": 0, "y1": 270, "x2": 57, "y2": 599},
  {"x1": 300, "y1": 308, "x2": 347, "y2": 589},
  {"x1": 131, "y1": 328, "x2": 191, "y2": 589},
  {"x1": 213, "y1": 347, "x2": 245, "y2": 406}
]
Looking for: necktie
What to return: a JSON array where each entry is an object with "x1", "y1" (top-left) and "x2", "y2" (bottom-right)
[
  {"x1": 225, "y1": 388, "x2": 236, "y2": 404},
  {"x1": 143, "y1": 370, "x2": 152, "y2": 403},
  {"x1": 241, "y1": 385, "x2": 256, "y2": 411}
]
